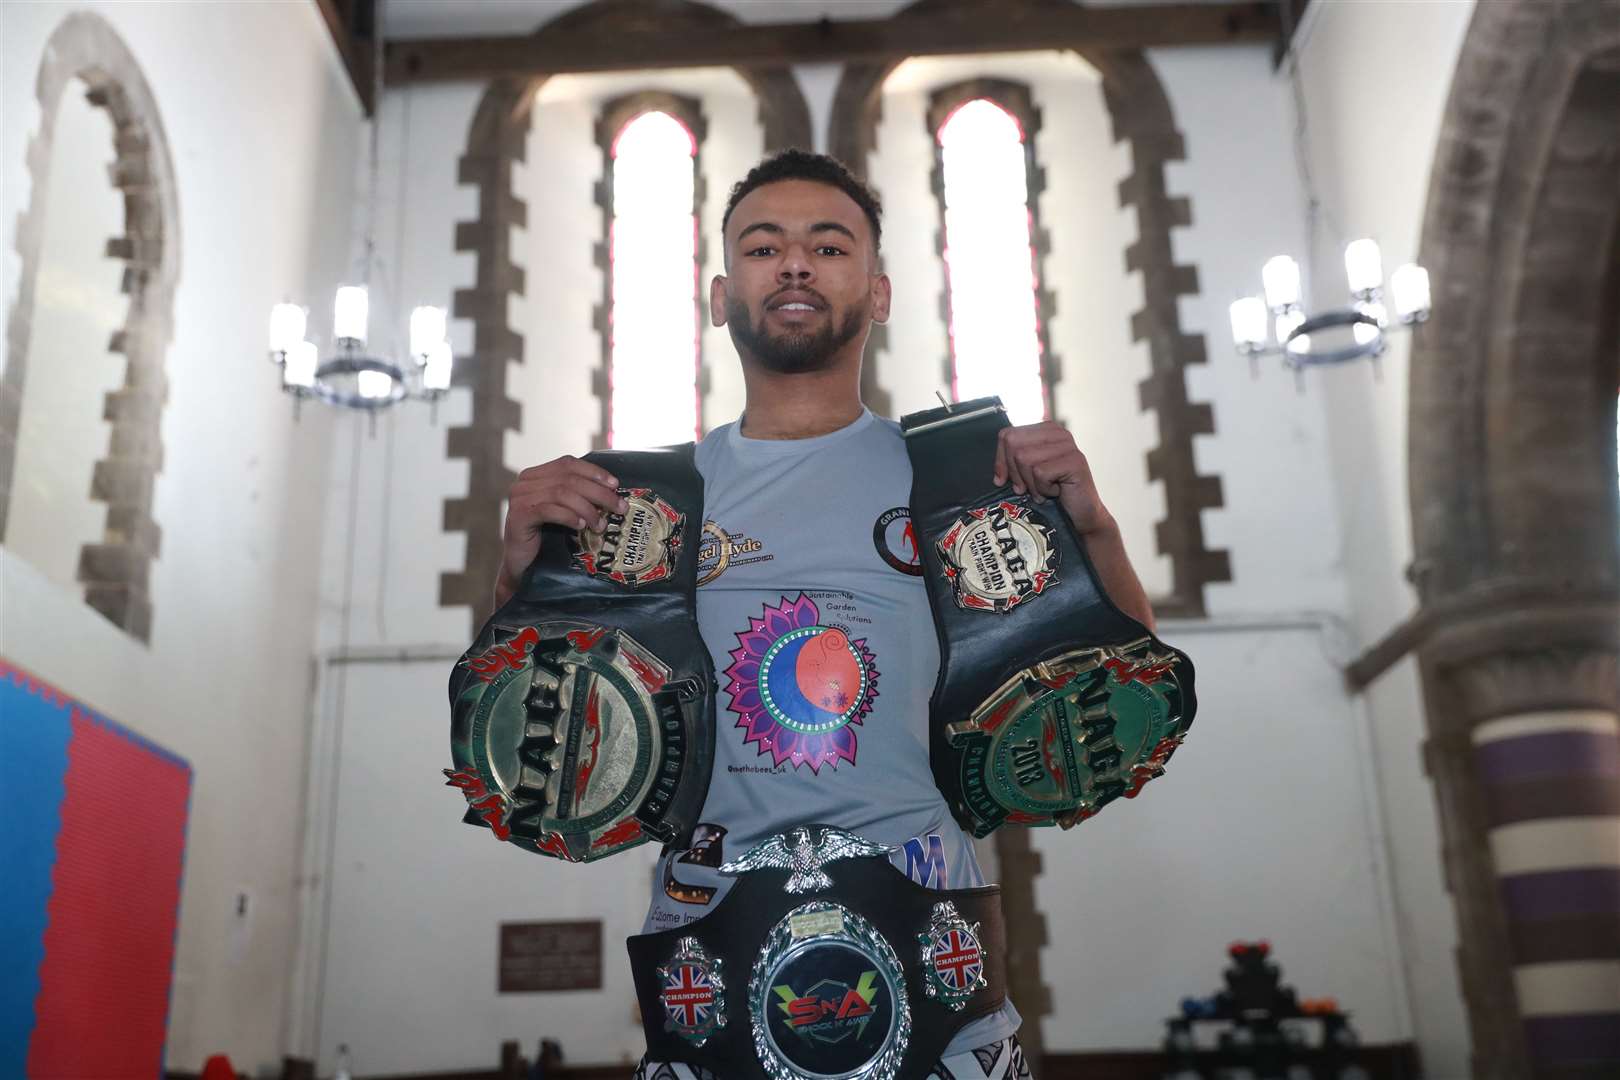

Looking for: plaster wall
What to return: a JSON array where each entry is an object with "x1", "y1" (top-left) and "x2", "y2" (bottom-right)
[
  {"x1": 1289, "y1": 4, "x2": 1479, "y2": 1077},
  {"x1": 0, "y1": 0, "x2": 361, "y2": 1071}
]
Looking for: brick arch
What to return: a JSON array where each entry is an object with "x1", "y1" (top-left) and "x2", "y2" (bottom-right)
[
  {"x1": 592, "y1": 90, "x2": 710, "y2": 450},
  {"x1": 829, "y1": 0, "x2": 1228, "y2": 621},
  {"x1": 1407, "y1": 1, "x2": 1620, "y2": 1074},
  {"x1": 438, "y1": 0, "x2": 812, "y2": 631},
  {"x1": 1, "y1": 11, "x2": 180, "y2": 644}
]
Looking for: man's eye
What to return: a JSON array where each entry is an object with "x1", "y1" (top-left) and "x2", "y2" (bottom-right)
[
  {"x1": 817, "y1": 246, "x2": 846, "y2": 256},
  {"x1": 747, "y1": 246, "x2": 775, "y2": 257}
]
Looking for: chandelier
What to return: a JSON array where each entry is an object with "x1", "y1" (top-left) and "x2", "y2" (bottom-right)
[
  {"x1": 1228, "y1": 240, "x2": 1430, "y2": 379},
  {"x1": 265, "y1": 1, "x2": 451, "y2": 419},
  {"x1": 268, "y1": 293, "x2": 450, "y2": 415}
]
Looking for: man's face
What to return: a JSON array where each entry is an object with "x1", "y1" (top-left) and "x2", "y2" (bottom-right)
[{"x1": 712, "y1": 179, "x2": 891, "y2": 374}]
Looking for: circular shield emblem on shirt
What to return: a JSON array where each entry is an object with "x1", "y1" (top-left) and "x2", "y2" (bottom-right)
[
  {"x1": 943, "y1": 640, "x2": 1190, "y2": 835},
  {"x1": 448, "y1": 621, "x2": 687, "y2": 861},
  {"x1": 872, "y1": 507, "x2": 923, "y2": 576},
  {"x1": 572, "y1": 487, "x2": 684, "y2": 587},
  {"x1": 751, "y1": 902, "x2": 909, "y2": 1080},
  {"x1": 936, "y1": 501, "x2": 1059, "y2": 612}
]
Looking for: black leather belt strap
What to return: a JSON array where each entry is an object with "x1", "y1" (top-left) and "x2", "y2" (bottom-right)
[
  {"x1": 903, "y1": 397, "x2": 1198, "y2": 836},
  {"x1": 446, "y1": 445, "x2": 714, "y2": 862},
  {"x1": 628, "y1": 833, "x2": 1006, "y2": 1080}
]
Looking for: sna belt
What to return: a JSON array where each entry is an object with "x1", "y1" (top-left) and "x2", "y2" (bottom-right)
[
  {"x1": 902, "y1": 397, "x2": 1199, "y2": 837},
  {"x1": 628, "y1": 825, "x2": 1007, "y2": 1080},
  {"x1": 446, "y1": 445, "x2": 714, "y2": 862}
]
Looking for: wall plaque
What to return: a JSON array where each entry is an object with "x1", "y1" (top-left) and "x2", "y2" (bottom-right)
[{"x1": 499, "y1": 920, "x2": 603, "y2": 993}]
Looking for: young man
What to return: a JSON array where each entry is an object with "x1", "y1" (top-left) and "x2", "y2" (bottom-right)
[{"x1": 496, "y1": 150, "x2": 1153, "y2": 1078}]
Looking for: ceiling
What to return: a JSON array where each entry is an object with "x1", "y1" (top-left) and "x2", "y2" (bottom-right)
[{"x1": 379, "y1": 0, "x2": 1240, "y2": 42}]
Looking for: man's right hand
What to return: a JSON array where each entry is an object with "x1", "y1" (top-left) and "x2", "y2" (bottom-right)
[{"x1": 494, "y1": 455, "x2": 628, "y2": 609}]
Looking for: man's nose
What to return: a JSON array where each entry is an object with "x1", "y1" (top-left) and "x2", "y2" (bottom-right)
[{"x1": 777, "y1": 245, "x2": 814, "y2": 281}]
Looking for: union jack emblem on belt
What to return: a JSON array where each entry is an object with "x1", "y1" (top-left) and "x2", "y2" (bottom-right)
[
  {"x1": 657, "y1": 937, "x2": 727, "y2": 1045},
  {"x1": 917, "y1": 901, "x2": 988, "y2": 1010}
]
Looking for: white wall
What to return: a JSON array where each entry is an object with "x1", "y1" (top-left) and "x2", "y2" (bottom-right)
[
  {"x1": 0, "y1": 1, "x2": 361, "y2": 1072},
  {"x1": 1289, "y1": 4, "x2": 1478, "y2": 1077}
]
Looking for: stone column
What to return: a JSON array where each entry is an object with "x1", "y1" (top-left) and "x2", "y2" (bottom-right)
[{"x1": 1420, "y1": 620, "x2": 1620, "y2": 1079}]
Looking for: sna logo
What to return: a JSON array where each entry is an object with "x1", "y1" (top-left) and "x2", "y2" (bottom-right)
[{"x1": 773, "y1": 971, "x2": 880, "y2": 1042}]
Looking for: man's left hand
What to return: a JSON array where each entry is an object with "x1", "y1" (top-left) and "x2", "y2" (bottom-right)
[{"x1": 992, "y1": 421, "x2": 1114, "y2": 536}]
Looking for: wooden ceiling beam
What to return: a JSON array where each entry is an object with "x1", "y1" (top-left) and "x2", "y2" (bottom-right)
[
  {"x1": 383, "y1": 2, "x2": 1281, "y2": 85},
  {"x1": 315, "y1": 0, "x2": 377, "y2": 114}
]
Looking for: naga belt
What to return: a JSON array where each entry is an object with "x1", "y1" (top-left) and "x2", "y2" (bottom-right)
[
  {"x1": 902, "y1": 397, "x2": 1198, "y2": 837},
  {"x1": 446, "y1": 445, "x2": 714, "y2": 862},
  {"x1": 628, "y1": 825, "x2": 1007, "y2": 1080}
]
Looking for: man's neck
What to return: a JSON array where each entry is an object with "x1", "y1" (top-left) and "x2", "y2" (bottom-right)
[{"x1": 737, "y1": 365, "x2": 865, "y2": 440}]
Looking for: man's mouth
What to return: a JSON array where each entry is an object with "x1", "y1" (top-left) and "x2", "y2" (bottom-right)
[{"x1": 768, "y1": 291, "x2": 825, "y2": 313}]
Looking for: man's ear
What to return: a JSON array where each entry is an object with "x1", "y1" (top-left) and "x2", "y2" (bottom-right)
[
  {"x1": 709, "y1": 274, "x2": 729, "y2": 327},
  {"x1": 871, "y1": 272, "x2": 893, "y2": 326}
]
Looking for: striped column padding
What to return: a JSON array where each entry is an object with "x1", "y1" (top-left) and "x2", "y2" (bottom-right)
[{"x1": 1474, "y1": 709, "x2": 1620, "y2": 1071}]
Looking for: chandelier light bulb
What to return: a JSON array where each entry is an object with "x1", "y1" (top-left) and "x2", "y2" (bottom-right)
[
  {"x1": 1228, "y1": 296, "x2": 1269, "y2": 349},
  {"x1": 283, "y1": 340, "x2": 318, "y2": 389},
  {"x1": 334, "y1": 285, "x2": 369, "y2": 343},
  {"x1": 1352, "y1": 300, "x2": 1387, "y2": 347},
  {"x1": 1344, "y1": 239, "x2": 1383, "y2": 295},
  {"x1": 1261, "y1": 255, "x2": 1301, "y2": 310},
  {"x1": 357, "y1": 368, "x2": 392, "y2": 400},
  {"x1": 423, "y1": 340, "x2": 454, "y2": 391},
  {"x1": 1390, "y1": 264, "x2": 1431, "y2": 322},
  {"x1": 269, "y1": 303, "x2": 306, "y2": 354},
  {"x1": 410, "y1": 305, "x2": 447, "y2": 358}
]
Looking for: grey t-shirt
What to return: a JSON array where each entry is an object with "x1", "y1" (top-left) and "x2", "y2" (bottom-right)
[{"x1": 641, "y1": 407, "x2": 1020, "y2": 1051}]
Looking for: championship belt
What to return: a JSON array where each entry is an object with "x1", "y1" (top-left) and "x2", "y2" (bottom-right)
[
  {"x1": 446, "y1": 446, "x2": 714, "y2": 862},
  {"x1": 902, "y1": 397, "x2": 1198, "y2": 837},
  {"x1": 627, "y1": 825, "x2": 1007, "y2": 1080}
]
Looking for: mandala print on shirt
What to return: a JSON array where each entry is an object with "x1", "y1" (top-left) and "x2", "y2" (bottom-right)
[{"x1": 724, "y1": 592, "x2": 879, "y2": 771}]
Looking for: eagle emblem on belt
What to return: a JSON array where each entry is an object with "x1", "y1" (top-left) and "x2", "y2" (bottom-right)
[{"x1": 719, "y1": 825, "x2": 893, "y2": 895}]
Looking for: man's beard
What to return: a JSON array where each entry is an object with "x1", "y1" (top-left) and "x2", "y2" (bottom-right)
[{"x1": 726, "y1": 293, "x2": 867, "y2": 374}]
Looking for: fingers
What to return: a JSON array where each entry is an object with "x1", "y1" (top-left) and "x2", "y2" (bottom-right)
[
  {"x1": 557, "y1": 457, "x2": 626, "y2": 515},
  {"x1": 537, "y1": 490, "x2": 607, "y2": 532},
  {"x1": 997, "y1": 423, "x2": 1075, "y2": 500}
]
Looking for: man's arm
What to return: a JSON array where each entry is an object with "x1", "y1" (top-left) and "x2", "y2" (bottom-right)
[{"x1": 992, "y1": 421, "x2": 1157, "y2": 632}]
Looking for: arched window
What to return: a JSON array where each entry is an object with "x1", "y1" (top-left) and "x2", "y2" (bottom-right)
[
  {"x1": 600, "y1": 97, "x2": 704, "y2": 448},
  {"x1": 931, "y1": 83, "x2": 1053, "y2": 426}
]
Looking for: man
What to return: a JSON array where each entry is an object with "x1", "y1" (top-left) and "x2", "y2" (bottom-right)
[{"x1": 496, "y1": 150, "x2": 1154, "y2": 1079}]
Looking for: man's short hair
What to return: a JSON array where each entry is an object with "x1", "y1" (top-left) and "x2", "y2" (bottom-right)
[{"x1": 721, "y1": 149, "x2": 883, "y2": 252}]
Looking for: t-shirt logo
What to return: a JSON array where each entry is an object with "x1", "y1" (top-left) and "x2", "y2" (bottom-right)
[
  {"x1": 697, "y1": 521, "x2": 775, "y2": 585},
  {"x1": 899, "y1": 833, "x2": 947, "y2": 888},
  {"x1": 872, "y1": 507, "x2": 923, "y2": 576},
  {"x1": 723, "y1": 593, "x2": 880, "y2": 773}
]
